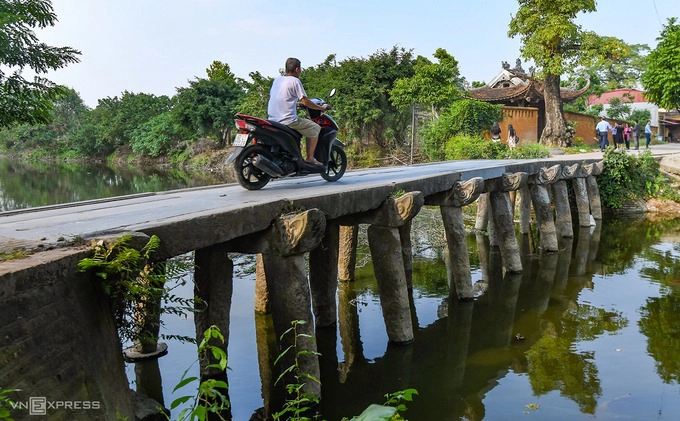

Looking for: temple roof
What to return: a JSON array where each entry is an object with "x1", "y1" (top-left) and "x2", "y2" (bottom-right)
[{"x1": 468, "y1": 60, "x2": 590, "y2": 105}]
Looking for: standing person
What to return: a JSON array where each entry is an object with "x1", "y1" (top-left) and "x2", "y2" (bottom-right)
[
  {"x1": 491, "y1": 121, "x2": 501, "y2": 142},
  {"x1": 611, "y1": 123, "x2": 619, "y2": 149},
  {"x1": 507, "y1": 124, "x2": 517, "y2": 149},
  {"x1": 623, "y1": 123, "x2": 631, "y2": 150},
  {"x1": 596, "y1": 116, "x2": 611, "y2": 151},
  {"x1": 632, "y1": 119, "x2": 641, "y2": 150},
  {"x1": 644, "y1": 120, "x2": 652, "y2": 149},
  {"x1": 614, "y1": 122, "x2": 624, "y2": 149},
  {"x1": 267, "y1": 57, "x2": 329, "y2": 167}
]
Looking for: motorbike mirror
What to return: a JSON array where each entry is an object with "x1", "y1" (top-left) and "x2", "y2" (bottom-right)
[{"x1": 329, "y1": 88, "x2": 336, "y2": 98}]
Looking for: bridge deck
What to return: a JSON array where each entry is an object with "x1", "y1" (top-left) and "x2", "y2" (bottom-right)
[{"x1": 1, "y1": 146, "x2": 679, "y2": 265}]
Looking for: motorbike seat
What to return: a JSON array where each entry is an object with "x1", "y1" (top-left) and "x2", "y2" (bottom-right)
[{"x1": 266, "y1": 120, "x2": 303, "y2": 140}]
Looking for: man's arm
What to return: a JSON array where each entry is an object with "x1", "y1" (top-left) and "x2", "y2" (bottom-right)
[{"x1": 299, "y1": 97, "x2": 329, "y2": 111}]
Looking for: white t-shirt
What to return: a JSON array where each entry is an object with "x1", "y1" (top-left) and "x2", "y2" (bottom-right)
[{"x1": 267, "y1": 75, "x2": 306, "y2": 124}]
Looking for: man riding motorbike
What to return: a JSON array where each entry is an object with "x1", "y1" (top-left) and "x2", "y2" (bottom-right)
[{"x1": 267, "y1": 57, "x2": 329, "y2": 167}]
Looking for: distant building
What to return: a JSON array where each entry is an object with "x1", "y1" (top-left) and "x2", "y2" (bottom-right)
[
  {"x1": 586, "y1": 88, "x2": 660, "y2": 127},
  {"x1": 468, "y1": 59, "x2": 591, "y2": 143}
]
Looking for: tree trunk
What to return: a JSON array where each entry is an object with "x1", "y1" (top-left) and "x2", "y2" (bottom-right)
[{"x1": 540, "y1": 73, "x2": 573, "y2": 148}]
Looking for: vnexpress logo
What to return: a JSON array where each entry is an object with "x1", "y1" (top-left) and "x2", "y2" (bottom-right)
[{"x1": 30, "y1": 396, "x2": 47, "y2": 415}]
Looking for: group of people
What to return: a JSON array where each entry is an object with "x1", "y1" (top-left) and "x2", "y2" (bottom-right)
[
  {"x1": 490, "y1": 122, "x2": 518, "y2": 149},
  {"x1": 596, "y1": 116, "x2": 653, "y2": 151}
]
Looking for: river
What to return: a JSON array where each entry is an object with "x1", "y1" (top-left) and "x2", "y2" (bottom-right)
[{"x1": 2, "y1": 157, "x2": 680, "y2": 420}]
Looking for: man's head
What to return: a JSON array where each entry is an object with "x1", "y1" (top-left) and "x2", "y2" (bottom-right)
[
  {"x1": 285, "y1": 57, "x2": 301, "y2": 75},
  {"x1": 600, "y1": 116, "x2": 605, "y2": 120}
]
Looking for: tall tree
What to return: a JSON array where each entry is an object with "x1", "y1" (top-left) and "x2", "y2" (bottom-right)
[
  {"x1": 508, "y1": 0, "x2": 627, "y2": 147},
  {"x1": 390, "y1": 48, "x2": 465, "y2": 119},
  {"x1": 0, "y1": 0, "x2": 81, "y2": 127},
  {"x1": 641, "y1": 17, "x2": 680, "y2": 112}
]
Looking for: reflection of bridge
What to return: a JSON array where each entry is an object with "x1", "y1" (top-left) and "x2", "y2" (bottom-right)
[{"x1": 0, "y1": 154, "x2": 634, "y2": 420}]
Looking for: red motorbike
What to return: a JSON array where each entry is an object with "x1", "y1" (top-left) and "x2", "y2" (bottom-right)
[{"x1": 226, "y1": 89, "x2": 347, "y2": 190}]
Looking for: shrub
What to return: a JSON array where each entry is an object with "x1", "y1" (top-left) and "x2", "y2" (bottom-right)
[
  {"x1": 444, "y1": 135, "x2": 508, "y2": 160},
  {"x1": 505, "y1": 143, "x2": 551, "y2": 159},
  {"x1": 597, "y1": 149, "x2": 668, "y2": 208},
  {"x1": 421, "y1": 100, "x2": 501, "y2": 160}
]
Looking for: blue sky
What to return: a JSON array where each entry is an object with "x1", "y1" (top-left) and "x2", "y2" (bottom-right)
[{"x1": 39, "y1": 0, "x2": 680, "y2": 107}]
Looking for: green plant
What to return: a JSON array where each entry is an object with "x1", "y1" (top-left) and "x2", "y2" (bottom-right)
[
  {"x1": 597, "y1": 149, "x2": 676, "y2": 209},
  {"x1": 505, "y1": 143, "x2": 551, "y2": 159},
  {"x1": 77, "y1": 235, "x2": 195, "y2": 346},
  {"x1": 443, "y1": 135, "x2": 508, "y2": 160},
  {"x1": 421, "y1": 100, "x2": 501, "y2": 160},
  {"x1": 273, "y1": 320, "x2": 321, "y2": 421},
  {"x1": 168, "y1": 325, "x2": 230, "y2": 421},
  {"x1": 342, "y1": 389, "x2": 418, "y2": 421},
  {"x1": 0, "y1": 388, "x2": 20, "y2": 421}
]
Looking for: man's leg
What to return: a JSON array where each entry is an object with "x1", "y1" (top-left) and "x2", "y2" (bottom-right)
[{"x1": 306, "y1": 136, "x2": 319, "y2": 163}]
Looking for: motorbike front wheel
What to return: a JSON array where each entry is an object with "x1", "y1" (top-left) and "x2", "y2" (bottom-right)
[
  {"x1": 234, "y1": 145, "x2": 272, "y2": 190},
  {"x1": 321, "y1": 145, "x2": 347, "y2": 182}
]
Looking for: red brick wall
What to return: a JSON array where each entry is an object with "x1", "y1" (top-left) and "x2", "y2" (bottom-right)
[
  {"x1": 500, "y1": 106, "x2": 538, "y2": 146},
  {"x1": 565, "y1": 111, "x2": 597, "y2": 145}
]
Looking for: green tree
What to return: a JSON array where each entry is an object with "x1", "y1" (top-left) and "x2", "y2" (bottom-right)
[
  {"x1": 70, "y1": 92, "x2": 171, "y2": 155},
  {"x1": 307, "y1": 47, "x2": 415, "y2": 149},
  {"x1": 605, "y1": 96, "x2": 632, "y2": 120},
  {"x1": 237, "y1": 71, "x2": 273, "y2": 118},
  {"x1": 641, "y1": 17, "x2": 680, "y2": 111},
  {"x1": 0, "y1": 0, "x2": 81, "y2": 127},
  {"x1": 173, "y1": 63, "x2": 244, "y2": 146},
  {"x1": 390, "y1": 48, "x2": 465, "y2": 119},
  {"x1": 508, "y1": 0, "x2": 628, "y2": 147}
]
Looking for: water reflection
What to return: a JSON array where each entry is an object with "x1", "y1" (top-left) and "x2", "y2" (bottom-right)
[{"x1": 0, "y1": 157, "x2": 231, "y2": 211}]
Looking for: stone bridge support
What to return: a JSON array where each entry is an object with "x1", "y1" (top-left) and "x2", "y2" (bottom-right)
[
  {"x1": 224, "y1": 209, "x2": 326, "y2": 398},
  {"x1": 336, "y1": 192, "x2": 424, "y2": 344},
  {"x1": 484, "y1": 172, "x2": 526, "y2": 273},
  {"x1": 529, "y1": 165, "x2": 561, "y2": 253},
  {"x1": 572, "y1": 161, "x2": 604, "y2": 227},
  {"x1": 426, "y1": 177, "x2": 485, "y2": 300},
  {"x1": 553, "y1": 163, "x2": 578, "y2": 239},
  {"x1": 337, "y1": 225, "x2": 359, "y2": 282}
]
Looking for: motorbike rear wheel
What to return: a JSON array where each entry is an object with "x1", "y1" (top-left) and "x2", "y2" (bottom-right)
[
  {"x1": 321, "y1": 145, "x2": 347, "y2": 182},
  {"x1": 234, "y1": 144, "x2": 272, "y2": 190}
]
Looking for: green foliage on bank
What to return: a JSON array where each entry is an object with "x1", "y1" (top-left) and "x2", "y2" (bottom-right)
[
  {"x1": 598, "y1": 149, "x2": 680, "y2": 209},
  {"x1": 421, "y1": 100, "x2": 502, "y2": 160}
]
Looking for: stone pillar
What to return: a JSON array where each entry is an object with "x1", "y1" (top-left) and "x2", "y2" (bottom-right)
[
  {"x1": 485, "y1": 172, "x2": 527, "y2": 273},
  {"x1": 336, "y1": 192, "x2": 424, "y2": 344},
  {"x1": 552, "y1": 180, "x2": 573, "y2": 238},
  {"x1": 254, "y1": 313, "x2": 278, "y2": 421},
  {"x1": 368, "y1": 225, "x2": 414, "y2": 343},
  {"x1": 573, "y1": 177, "x2": 591, "y2": 227},
  {"x1": 337, "y1": 281, "x2": 365, "y2": 383},
  {"x1": 426, "y1": 177, "x2": 484, "y2": 301},
  {"x1": 476, "y1": 233, "x2": 490, "y2": 292},
  {"x1": 529, "y1": 165, "x2": 561, "y2": 252},
  {"x1": 227, "y1": 209, "x2": 326, "y2": 399},
  {"x1": 489, "y1": 191, "x2": 522, "y2": 273},
  {"x1": 262, "y1": 252, "x2": 321, "y2": 397},
  {"x1": 254, "y1": 254, "x2": 269, "y2": 314},
  {"x1": 586, "y1": 161, "x2": 604, "y2": 220},
  {"x1": 441, "y1": 207, "x2": 474, "y2": 300},
  {"x1": 338, "y1": 225, "x2": 359, "y2": 282},
  {"x1": 194, "y1": 246, "x2": 234, "y2": 374},
  {"x1": 399, "y1": 221, "x2": 414, "y2": 290},
  {"x1": 193, "y1": 245, "x2": 234, "y2": 420},
  {"x1": 309, "y1": 222, "x2": 340, "y2": 327},
  {"x1": 518, "y1": 185, "x2": 532, "y2": 234},
  {"x1": 475, "y1": 193, "x2": 489, "y2": 231}
]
